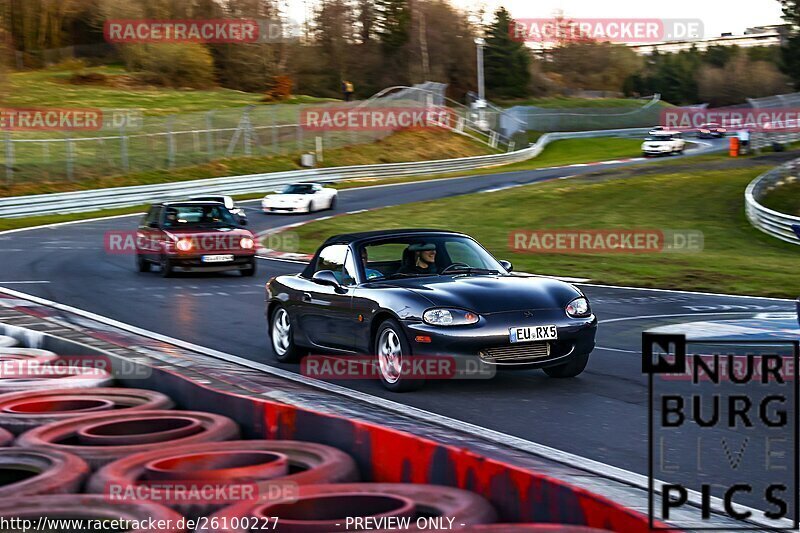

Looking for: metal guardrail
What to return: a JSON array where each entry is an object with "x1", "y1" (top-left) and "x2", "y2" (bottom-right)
[
  {"x1": 0, "y1": 128, "x2": 650, "y2": 218},
  {"x1": 745, "y1": 156, "x2": 800, "y2": 245}
]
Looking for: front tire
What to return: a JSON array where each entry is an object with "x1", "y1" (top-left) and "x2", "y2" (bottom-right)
[
  {"x1": 136, "y1": 254, "x2": 151, "y2": 273},
  {"x1": 543, "y1": 351, "x2": 590, "y2": 378},
  {"x1": 241, "y1": 259, "x2": 256, "y2": 277},
  {"x1": 270, "y1": 306, "x2": 306, "y2": 363},
  {"x1": 375, "y1": 319, "x2": 424, "y2": 392},
  {"x1": 329, "y1": 196, "x2": 337, "y2": 210},
  {"x1": 159, "y1": 255, "x2": 173, "y2": 278}
]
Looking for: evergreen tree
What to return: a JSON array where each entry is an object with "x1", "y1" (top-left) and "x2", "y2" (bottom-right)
[
  {"x1": 781, "y1": 0, "x2": 800, "y2": 89},
  {"x1": 483, "y1": 7, "x2": 530, "y2": 99}
]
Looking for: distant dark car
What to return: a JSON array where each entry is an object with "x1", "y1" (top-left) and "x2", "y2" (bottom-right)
[
  {"x1": 136, "y1": 201, "x2": 257, "y2": 277},
  {"x1": 190, "y1": 195, "x2": 248, "y2": 225},
  {"x1": 265, "y1": 229, "x2": 597, "y2": 391},
  {"x1": 697, "y1": 123, "x2": 726, "y2": 138}
]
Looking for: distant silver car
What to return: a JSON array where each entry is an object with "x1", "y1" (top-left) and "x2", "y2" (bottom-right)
[
  {"x1": 641, "y1": 131, "x2": 685, "y2": 156},
  {"x1": 190, "y1": 195, "x2": 248, "y2": 225},
  {"x1": 262, "y1": 183, "x2": 338, "y2": 214}
]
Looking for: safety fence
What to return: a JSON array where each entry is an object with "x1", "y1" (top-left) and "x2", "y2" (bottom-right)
[
  {"x1": 0, "y1": 82, "x2": 510, "y2": 186},
  {"x1": 498, "y1": 95, "x2": 664, "y2": 135},
  {"x1": 0, "y1": 127, "x2": 651, "y2": 218},
  {"x1": 745, "y1": 155, "x2": 800, "y2": 245}
]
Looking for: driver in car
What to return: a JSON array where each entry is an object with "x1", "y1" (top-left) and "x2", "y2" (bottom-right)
[
  {"x1": 361, "y1": 248, "x2": 383, "y2": 280},
  {"x1": 399, "y1": 243, "x2": 438, "y2": 275}
]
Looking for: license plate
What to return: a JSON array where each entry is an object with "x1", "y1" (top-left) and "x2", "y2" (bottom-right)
[
  {"x1": 509, "y1": 325, "x2": 558, "y2": 343},
  {"x1": 201, "y1": 254, "x2": 234, "y2": 263}
]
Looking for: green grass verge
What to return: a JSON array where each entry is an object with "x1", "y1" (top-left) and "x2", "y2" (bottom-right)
[
  {"x1": 4, "y1": 66, "x2": 335, "y2": 116},
  {"x1": 496, "y1": 96, "x2": 672, "y2": 109},
  {"x1": 284, "y1": 165, "x2": 798, "y2": 298},
  {"x1": 760, "y1": 181, "x2": 800, "y2": 216},
  {"x1": 333, "y1": 137, "x2": 645, "y2": 190}
]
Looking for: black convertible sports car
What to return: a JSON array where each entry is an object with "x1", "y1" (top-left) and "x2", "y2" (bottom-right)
[{"x1": 265, "y1": 229, "x2": 597, "y2": 391}]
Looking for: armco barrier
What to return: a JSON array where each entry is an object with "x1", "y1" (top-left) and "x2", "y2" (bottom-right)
[
  {"x1": 0, "y1": 312, "x2": 660, "y2": 530},
  {"x1": 745, "y1": 155, "x2": 800, "y2": 245},
  {"x1": 0, "y1": 128, "x2": 649, "y2": 218}
]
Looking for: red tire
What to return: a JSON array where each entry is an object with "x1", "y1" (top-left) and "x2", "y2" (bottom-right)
[
  {"x1": 0, "y1": 365, "x2": 113, "y2": 393},
  {"x1": 0, "y1": 495, "x2": 184, "y2": 532},
  {"x1": 0, "y1": 337, "x2": 18, "y2": 348},
  {"x1": 204, "y1": 483, "x2": 496, "y2": 532},
  {"x1": 16, "y1": 410, "x2": 239, "y2": 468},
  {"x1": 0, "y1": 448, "x2": 89, "y2": 496},
  {"x1": 0, "y1": 348, "x2": 59, "y2": 366},
  {"x1": 0, "y1": 388, "x2": 174, "y2": 435},
  {"x1": 88, "y1": 440, "x2": 359, "y2": 518}
]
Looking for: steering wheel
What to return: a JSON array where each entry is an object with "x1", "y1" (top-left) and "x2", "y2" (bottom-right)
[{"x1": 441, "y1": 262, "x2": 471, "y2": 274}]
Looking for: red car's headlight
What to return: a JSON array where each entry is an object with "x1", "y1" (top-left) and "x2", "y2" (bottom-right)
[
  {"x1": 175, "y1": 238, "x2": 193, "y2": 252},
  {"x1": 240, "y1": 237, "x2": 255, "y2": 249}
]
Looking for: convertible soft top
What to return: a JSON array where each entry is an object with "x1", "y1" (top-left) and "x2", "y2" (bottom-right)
[
  {"x1": 302, "y1": 229, "x2": 467, "y2": 279},
  {"x1": 320, "y1": 228, "x2": 464, "y2": 246}
]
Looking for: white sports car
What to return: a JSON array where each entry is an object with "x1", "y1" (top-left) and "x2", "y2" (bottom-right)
[{"x1": 261, "y1": 183, "x2": 338, "y2": 214}]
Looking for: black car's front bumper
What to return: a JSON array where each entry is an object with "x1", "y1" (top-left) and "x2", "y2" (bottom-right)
[{"x1": 403, "y1": 308, "x2": 597, "y2": 370}]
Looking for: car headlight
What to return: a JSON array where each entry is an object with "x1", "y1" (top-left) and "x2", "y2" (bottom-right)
[
  {"x1": 175, "y1": 238, "x2": 193, "y2": 252},
  {"x1": 422, "y1": 308, "x2": 479, "y2": 326},
  {"x1": 566, "y1": 297, "x2": 591, "y2": 318},
  {"x1": 240, "y1": 237, "x2": 255, "y2": 249}
]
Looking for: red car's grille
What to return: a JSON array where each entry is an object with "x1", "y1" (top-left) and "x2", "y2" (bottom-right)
[{"x1": 479, "y1": 342, "x2": 550, "y2": 363}]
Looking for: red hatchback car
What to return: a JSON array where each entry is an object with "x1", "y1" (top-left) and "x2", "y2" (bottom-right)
[{"x1": 136, "y1": 201, "x2": 257, "y2": 277}]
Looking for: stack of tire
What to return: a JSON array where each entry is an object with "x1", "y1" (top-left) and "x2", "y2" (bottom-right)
[{"x1": 0, "y1": 341, "x2": 612, "y2": 532}]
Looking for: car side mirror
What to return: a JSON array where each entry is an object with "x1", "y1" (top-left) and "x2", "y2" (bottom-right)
[
  {"x1": 312, "y1": 270, "x2": 340, "y2": 287},
  {"x1": 239, "y1": 218, "x2": 248, "y2": 226},
  {"x1": 499, "y1": 260, "x2": 513, "y2": 271}
]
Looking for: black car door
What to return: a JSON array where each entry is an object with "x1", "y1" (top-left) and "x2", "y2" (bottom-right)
[{"x1": 296, "y1": 244, "x2": 359, "y2": 351}]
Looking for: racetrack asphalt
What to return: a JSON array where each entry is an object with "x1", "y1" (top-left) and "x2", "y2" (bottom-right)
[{"x1": 2, "y1": 137, "x2": 798, "y2": 514}]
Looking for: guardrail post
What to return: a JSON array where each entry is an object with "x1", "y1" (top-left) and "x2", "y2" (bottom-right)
[
  {"x1": 507, "y1": 141, "x2": 515, "y2": 152},
  {"x1": 315, "y1": 136, "x2": 323, "y2": 163},
  {"x1": 271, "y1": 108, "x2": 278, "y2": 155},
  {"x1": 119, "y1": 124, "x2": 129, "y2": 172},
  {"x1": 66, "y1": 135, "x2": 74, "y2": 181},
  {"x1": 3, "y1": 132, "x2": 13, "y2": 185},
  {"x1": 205, "y1": 111, "x2": 214, "y2": 159},
  {"x1": 243, "y1": 106, "x2": 253, "y2": 157},
  {"x1": 167, "y1": 115, "x2": 176, "y2": 168}
]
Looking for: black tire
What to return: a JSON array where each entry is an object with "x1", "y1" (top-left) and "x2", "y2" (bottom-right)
[
  {"x1": 159, "y1": 255, "x2": 173, "y2": 278},
  {"x1": 136, "y1": 254, "x2": 151, "y2": 273},
  {"x1": 543, "y1": 351, "x2": 590, "y2": 378},
  {"x1": 329, "y1": 196, "x2": 337, "y2": 210},
  {"x1": 270, "y1": 306, "x2": 307, "y2": 363},
  {"x1": 241, "y1": 259, "x2": 256, "y2": 277},
  {"x1": 374, "y1": 319, "x2": 424, "y2": 392}
]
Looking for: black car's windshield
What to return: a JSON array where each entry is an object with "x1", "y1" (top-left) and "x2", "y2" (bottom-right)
[
  {"x1": 282, "y1": 184, "x2": 315, "y2": 194},
  {"x1": 359, "y1": 235, "x2": 507, "y2": 281},
  {"x1": 162, "y1": 204, "x2": 237, "y2": 229}
]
